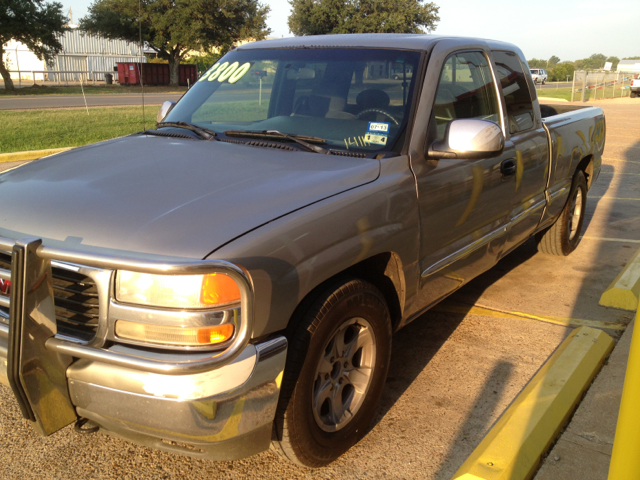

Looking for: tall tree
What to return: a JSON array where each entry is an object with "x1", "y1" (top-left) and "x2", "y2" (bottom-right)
[
  {"x1": 605, "y1": 56, "x2": 619, "y2": 70},
  {"x1": 0, "y1": 0, "x2": 68, "y2": 92},
  {"x1": 547, "y1": 55, "x2": 560, "y2": 67},
  {"x1": 288, "y1": 0, "x2": 440, "y2": 36},
  {"x1": 80, "y1": 0, "x2": 270, "y2": 86}
]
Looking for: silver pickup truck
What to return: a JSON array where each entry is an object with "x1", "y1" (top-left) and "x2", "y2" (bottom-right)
[{"x1": 0, "y1": 34, "x2": 605, "y2": 467}]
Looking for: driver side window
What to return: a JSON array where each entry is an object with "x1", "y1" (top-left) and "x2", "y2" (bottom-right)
[{"x1": 432, "y1": 51, "x2": 500, "y2": 141}]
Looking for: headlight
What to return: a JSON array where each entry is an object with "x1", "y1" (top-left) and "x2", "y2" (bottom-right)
[{"x1": 116, "y1": 271, "x2": 241, "y2": 309}]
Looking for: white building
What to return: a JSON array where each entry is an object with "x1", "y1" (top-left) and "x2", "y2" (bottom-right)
[
  {"x1": 2, "y1": 25, "x2": 146, "y2": 83},
  {"x1": 617, "y1": 60, "x2": 640, "y2": 74}
]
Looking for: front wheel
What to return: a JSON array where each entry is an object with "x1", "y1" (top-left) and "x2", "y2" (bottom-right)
[
  {"x1": 535, "y1": 170, "x2": 587, "y2": 255},
  {"x1": 271, "y1": 278, "x2": 392, "y2": 467}
]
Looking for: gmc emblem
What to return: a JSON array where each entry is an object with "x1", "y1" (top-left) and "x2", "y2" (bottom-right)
[{"x1": 0, "y1": 279, "x2": 10, "y2": 295}]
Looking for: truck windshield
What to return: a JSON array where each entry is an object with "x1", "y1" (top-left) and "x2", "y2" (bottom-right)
[{"x1": 164, "y1": 48, "x2": 422, "y2": 153}]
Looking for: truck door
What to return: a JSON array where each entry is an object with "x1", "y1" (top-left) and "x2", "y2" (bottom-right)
[
  {"x1": 492, "y1": 50, "x2": 549, "y2": 254},
  {"x1": 410, "y1": 49, "x2": 515, "y2": 308}
]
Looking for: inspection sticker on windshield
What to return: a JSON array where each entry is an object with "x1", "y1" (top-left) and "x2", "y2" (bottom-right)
[{"x1": 365, "y1": 122, "x2": 390, "y2": 145}]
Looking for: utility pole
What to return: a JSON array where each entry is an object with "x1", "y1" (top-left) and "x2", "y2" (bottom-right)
[{"x1": 69, "y1": 7, "x2": 72, "y2": 25}]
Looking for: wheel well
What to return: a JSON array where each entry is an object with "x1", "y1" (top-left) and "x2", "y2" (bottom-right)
[
  {"x1": 284, "y1": 253, "x2": 405, "y2": 339},
  {"x1": 576, "y1": 155, "x2": 594, "y2": 190}
]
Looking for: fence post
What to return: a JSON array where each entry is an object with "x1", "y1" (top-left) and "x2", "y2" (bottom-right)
[
  {"x1": 581, "y1": 71, "x2": 587, "y2": 102},
  {"x1": 571, "y1": 71, "x2": 576, "y2": 102}
]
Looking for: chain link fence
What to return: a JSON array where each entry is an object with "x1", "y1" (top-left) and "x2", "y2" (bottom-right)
[{"x1": 571, "y1": 71, "x2": 636, "y2": 101}]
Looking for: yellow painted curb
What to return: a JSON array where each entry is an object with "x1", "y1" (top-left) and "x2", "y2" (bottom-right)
[
  {"x1": 600, "y1": 247, "x2": 640, "y2": 311},
  {"x1": 0, "y1": 147, "x2": 73, "y2": 163},
  {"x1": 452, "y1": 326, "x2": 615, "y2": 480}
]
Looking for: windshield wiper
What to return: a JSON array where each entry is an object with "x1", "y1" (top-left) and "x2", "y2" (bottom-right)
[
  {"x1": 157, "y1": 121, "x2": 217, "y2": 141},
  {"x1": 224, "y1": 130, "x2": 328, "y2": 154}
]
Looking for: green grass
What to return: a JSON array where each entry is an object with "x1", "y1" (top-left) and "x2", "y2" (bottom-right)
[
  {"x1": 0, "y1": 106, "x2": 152, "y2": 153},
  {"x1": 193, "y1": 100, "x2": 270, "y2": 123},
  {"x1": 535, "y1": 85, "x2": 632, "y2": 102},
  {"x1": 0, "y1": 85, "x2": 188, "y2": 96},
  {"x1": 0, "y1": 101, "x2": 269, "y2": 154},
  {"x1": 534, "y1": 87, "x2": 574, "y2": 101}
]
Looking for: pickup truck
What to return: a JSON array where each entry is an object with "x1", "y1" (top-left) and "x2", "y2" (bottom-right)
[
  {"x1": 530, "y1": 68, "x2": 548, "y2": 84},
  {"x1": 631, "y1": 75, "x2": 640, "y2": 97},
  {"x1": 0, "y1": 34, "x2": 605, "y2": 468}
]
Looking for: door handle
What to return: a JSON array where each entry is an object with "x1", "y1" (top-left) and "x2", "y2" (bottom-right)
[{"x1": 501, "y1": 159, "x2": 517, "y2": 178}]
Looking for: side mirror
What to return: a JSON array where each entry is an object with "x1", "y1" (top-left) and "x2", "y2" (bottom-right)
[
  {"x1": 428, "y1": 119, "x2": 504, "y2": 159},
  {"x1": 157, "y1": 101, "x2": 176, "y2": 124}
]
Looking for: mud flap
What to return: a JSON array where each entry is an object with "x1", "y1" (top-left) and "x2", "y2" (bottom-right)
[{"x1": 7, "y1": 237, "x2": 77, "y2": 435}]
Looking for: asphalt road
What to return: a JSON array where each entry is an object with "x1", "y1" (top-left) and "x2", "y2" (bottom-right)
[
  {"x1": 0, "y1": 93, "x2": 183, "y2": 110},
  {"x1": 0, "y1": 98, "x2": 638, "y2": 479},
  {"x1": 0, "y1": 82, "x2": 572, "y2": 110}
]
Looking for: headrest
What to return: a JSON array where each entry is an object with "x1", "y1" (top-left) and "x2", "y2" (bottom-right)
[{"x1": 356, "y1": 89, "x2": 390, "y2": 109}]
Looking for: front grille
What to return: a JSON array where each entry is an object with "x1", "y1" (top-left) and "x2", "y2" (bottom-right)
[{"x1": 0, "y1": 252, "x2": 98, "y2": 341}]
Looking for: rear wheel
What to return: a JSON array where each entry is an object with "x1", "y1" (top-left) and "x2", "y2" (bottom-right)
[
  {"x1": 271, "y1": 278, "x2": 392, "y2": 467},
  {"x1": 535, "y1": 170, "x2": 587, "y2": 256},
  {"x1": 631, "y1": 91, "x2": 638, "y2": 98}
]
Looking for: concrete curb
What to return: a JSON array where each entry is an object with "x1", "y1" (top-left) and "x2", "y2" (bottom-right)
[
  {"x1": 600, "y1": 246, "x2": 640, "y2": 312},
  {"x1": 0, "y1": 148, "x2": 73, "y2": 163},
  {"x1": 452, "y1": 326, "x2": 615, "y2": 480}
]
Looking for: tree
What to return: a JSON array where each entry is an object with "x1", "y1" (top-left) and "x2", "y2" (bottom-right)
[
  {"x1": 527, "y1": 58, "x2": 547, "y2": 69},
  {"x1": 623, "y1": 56, "x2": 640, "y2": 60},
  {"x1": 288, "y1": 0, "x2": 440, "y2": 36},
  {"x1": 606, "y1": 56, "x2": 619, "y2": 70},
  {"x1": 80, "y1": 0, "x2": 270, "y2": 86},
  {"x1": 549, "y1": 62, "x2": 575, "y2": 82},
  {"x1": 548, "y1": 55, "x2": 560, "y2": 67},
  {"x1": 0, "y1": 0, "x2": 68, "y2": 92}
]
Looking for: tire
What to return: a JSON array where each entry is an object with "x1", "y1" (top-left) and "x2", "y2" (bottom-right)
[
  {"x1": 535, "y1": 170, "x2": 587, "y2": 256},
  {"x1": 271, "y1": 278, "x2": 392, "y2": 467},
  {"x1": 542, "y1": 79, "x2": 546, "y2": 85},
  {"x1": 631, "y1": 91, "x2": 637, "y2": 98}
]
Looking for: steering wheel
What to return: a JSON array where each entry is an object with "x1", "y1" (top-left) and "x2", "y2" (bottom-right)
[{"x1": 354, "y1": 108, "x2": 399, "y2": 125}]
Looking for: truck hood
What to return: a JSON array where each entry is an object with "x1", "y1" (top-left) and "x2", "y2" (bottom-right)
[{"x1": 0, "y1": 135, "x2": 379, "y2": 259}]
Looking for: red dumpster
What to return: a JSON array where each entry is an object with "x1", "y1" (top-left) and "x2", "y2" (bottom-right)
[{"x1": 116, "y1": 63, "x2": 197, "y2": 86}]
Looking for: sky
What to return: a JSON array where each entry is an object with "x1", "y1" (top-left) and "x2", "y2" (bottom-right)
[{"x1": 65, "y1": 0, "x2": 639, "y2": 61}]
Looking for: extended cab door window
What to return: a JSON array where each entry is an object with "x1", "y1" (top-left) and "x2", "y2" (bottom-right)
[
  {"x1": 493, "y1": 51, "x2": 535, "y2": 134},
  {"x1": 432, "y1": 51, "x2": 501, "y2": 140},
  {"x1": 493, "y1": 50, "x2": 549, "y2": 252}
]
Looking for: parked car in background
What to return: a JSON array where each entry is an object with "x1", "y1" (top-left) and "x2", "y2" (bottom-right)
[{"x1": 530, "y1": 68, "x2": 548, "y2": 84}]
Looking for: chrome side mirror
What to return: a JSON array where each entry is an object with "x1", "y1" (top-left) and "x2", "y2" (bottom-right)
[
  {"x1": 428, "y1": 119, "x2": 505, "y2": 159},
  {"x1": 156, "y1": 101, "x2": 176, "y2": 124}
]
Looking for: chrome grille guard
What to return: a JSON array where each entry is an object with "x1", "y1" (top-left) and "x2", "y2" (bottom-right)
[{"x1": 0, "y1": 235, "x2": 255, "y2": 434}]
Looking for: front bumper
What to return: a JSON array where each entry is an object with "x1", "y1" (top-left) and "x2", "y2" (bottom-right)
[{"x1": 0, "y1": 235, "x2": 287, "y2": 460}]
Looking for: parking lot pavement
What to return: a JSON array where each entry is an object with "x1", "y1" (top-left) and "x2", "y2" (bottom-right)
[{"x1": 0, "y1": 98, "x2": 638, "y2": 479}]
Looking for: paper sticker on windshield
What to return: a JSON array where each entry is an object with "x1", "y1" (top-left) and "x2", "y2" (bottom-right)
[{"x1": 365, "y1": 122, "x2": 390, "y2": 145}]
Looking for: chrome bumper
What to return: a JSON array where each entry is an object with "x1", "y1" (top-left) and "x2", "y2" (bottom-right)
[{"x1": 0, "y1": 235, "x2": 287, "y2": 460}]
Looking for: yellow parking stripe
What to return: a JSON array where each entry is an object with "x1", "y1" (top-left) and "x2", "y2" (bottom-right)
[
  {"x1": 588, "y1": 196, "x2": 640, "y2": 201},
  {"x1": 432, "y1": 302, "x2": 626, "y2": 330},
  {"x1": 580, "y1": 236, "x2": 640, "y2": 244},
  {"x1": 603, "y1": 157, "x2": 640, "y2": 164}
]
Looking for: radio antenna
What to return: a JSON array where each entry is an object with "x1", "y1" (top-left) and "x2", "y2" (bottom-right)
[{"x1": 138, "y1": 0, "x2": 146, "y2": 130}]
